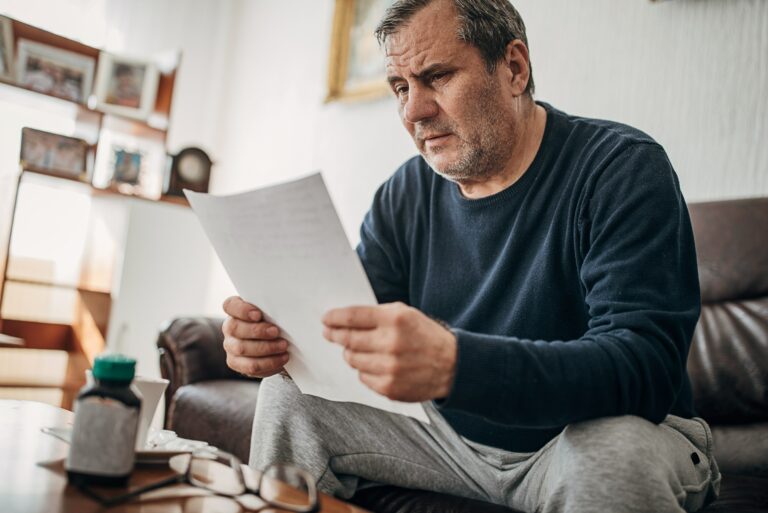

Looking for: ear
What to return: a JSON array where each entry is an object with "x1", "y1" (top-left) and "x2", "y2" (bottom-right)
[{"x1": 500, "y1": 39, "x2": 531, "y2": 97}]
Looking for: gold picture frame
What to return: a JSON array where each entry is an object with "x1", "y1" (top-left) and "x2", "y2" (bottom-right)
[
  {"x1": 326, "y1": 0, "x2": 393, "y2": 102},
  {"x1": 0, "y1": 16, "x2": 14, "y2": 82}
]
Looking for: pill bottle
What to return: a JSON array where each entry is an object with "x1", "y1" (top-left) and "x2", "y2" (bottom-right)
[{"x1": 66, "y1": 354, "x2": 141, "y2": 486}]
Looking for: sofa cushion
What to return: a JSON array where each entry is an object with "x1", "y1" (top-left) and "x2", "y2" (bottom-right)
[
  {"x1": 168, "y1": 380, "x2": 259, "y2": 462},
  {"x1": 698, "y1": 474, "x2": 768, "y2": 513},
  {"x1": 688, "y1": 198, "x2": 768, "y2": 304},
  {"x1": 712, "y1": 423, "x2": 768, "y2": 477},
  {"x1": 349, "y1": 474, "x2": 768, "y2": 513},
  {"x1": 686, "y1": 199, "x2": 768, "y2": 425},
  {"x1": 688, "y1": 298, "x2": 768, "y2": 424},
  {"x1": 158, "y1": 317, "x2": 241, "y2": 385}
]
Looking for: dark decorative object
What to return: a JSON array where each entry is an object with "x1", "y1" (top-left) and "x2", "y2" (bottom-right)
[{"x1": 165, "y1": 147, "x2": 212, "y2": 197}]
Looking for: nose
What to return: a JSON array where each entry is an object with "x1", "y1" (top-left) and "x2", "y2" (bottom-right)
[{"x1": 403, "y1": 85, "x2": 438, "y2": 124}]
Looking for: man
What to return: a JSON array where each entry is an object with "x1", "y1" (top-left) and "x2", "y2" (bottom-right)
[{"x1": 221, "y1": 1, "x2": 720, "y2": 511}]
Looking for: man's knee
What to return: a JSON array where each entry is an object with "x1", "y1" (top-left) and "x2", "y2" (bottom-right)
[
  {"x1": 253, "y1": 374, "x2": 330, "y2": 437},
  {"x1": 541, "y1": 416, "x2": 684, "y2": 513},
  {"x1": 559, "y1": 415, "x2": 669, "y2": 478}
]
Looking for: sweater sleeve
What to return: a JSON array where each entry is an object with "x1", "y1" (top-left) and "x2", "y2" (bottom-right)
[
  {"x1": 356, "y1": 177, "x2": 411, "y2": 305},
  {"x1": 436, "y1": 143, "x2": 701, "y2": 428}
]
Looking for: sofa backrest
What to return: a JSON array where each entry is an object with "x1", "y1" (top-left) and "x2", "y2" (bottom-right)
[{"x1": 687, "y1": 197, "x2": 768, "y2": 424}]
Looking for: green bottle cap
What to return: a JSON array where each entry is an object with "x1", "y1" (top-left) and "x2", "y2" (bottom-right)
[{"x1": 92, "y1": 354, "x2": 136, "y2": 383}]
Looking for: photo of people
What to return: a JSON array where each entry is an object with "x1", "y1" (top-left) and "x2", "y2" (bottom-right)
[
  {"x1": 0, "y1": 16, "x2": 13, "y2": 81},
  {"x1": 20, "y1": 128, "x2": 88, "y2": 179},
  {"x1": 112, "y1": 148, "x2": 142, "y2": 185},
  {"x1": 94, "y1": 52, "x2": 158, "y2": 121},
  {"x1": 16, "y1": 40, "x2": 94, "y2": 103},
  {"x1": 20, "y1": 56, "x2": 85, "y2": 101},
  {"x1": 105, "y1": 62, "x2": 145, "y2": 108}
]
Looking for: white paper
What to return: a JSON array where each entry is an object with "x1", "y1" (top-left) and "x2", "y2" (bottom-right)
[{"x1": 185, "y1": 173, "x2": 429, "y2": 423}]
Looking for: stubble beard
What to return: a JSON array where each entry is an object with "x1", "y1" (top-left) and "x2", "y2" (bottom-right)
[{"x1": 421, "y1": 79, "x2": 512, "y2": 183}]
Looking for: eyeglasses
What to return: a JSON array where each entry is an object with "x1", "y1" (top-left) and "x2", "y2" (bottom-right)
[{"x1": 77, "y1": 449, "x2": 319, "y2": 512}]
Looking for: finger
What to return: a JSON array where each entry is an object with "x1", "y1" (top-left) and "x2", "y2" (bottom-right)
[
  {"x1": 343, "y1": 349, "x2": 395, "y2": 375},
  {"x1": 358, "y1": 372, "x2": 396, "y2": 399},
  {"x1": 226, "y1": 353, "x2": 289, "y2": 378},
  {"x1": 223, "y1": 336, "x2": 288, "y2": 357},
  {"x1": 322, "y1": 306, "x2": 381, "y2": 329},
  {"x1": 223, "y1": 317, "x2": 280, "y2": 340},
  {"x1": 322, "y1": 326, "x2": 379, "y2": 352},
  {"x1": 222, "y1": 296, "x2": 262, "y2": 321}
]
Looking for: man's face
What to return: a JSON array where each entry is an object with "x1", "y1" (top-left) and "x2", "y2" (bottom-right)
[{"x1": 385, "y1": 0, "x2": 517, "y2": 181}]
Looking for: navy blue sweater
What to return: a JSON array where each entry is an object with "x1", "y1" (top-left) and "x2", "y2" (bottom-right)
[{"x1": 356, "y1": 102, "x2": 700, "y2": 453}]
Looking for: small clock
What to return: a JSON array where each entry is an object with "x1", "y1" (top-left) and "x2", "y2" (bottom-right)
[{"x1": 165, "y1": 147, "x2": 212, "y2": 197}]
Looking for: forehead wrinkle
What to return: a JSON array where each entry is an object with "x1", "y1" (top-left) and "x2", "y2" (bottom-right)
[{"x1": 385, "y1": 32, "x2": 460, "y2": 80}]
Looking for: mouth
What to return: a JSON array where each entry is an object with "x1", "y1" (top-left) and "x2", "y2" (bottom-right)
[{"x1": 422, "y1": 133, "x2": 453, "y2": 146}]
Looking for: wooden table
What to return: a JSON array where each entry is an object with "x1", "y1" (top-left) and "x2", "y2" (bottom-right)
[{"x1": 0, "y1": 400, "x2": 369, "y2": 513}]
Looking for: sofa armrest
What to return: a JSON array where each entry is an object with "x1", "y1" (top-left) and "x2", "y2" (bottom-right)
[{"x1": 157, "y1": 317, "x2": 256, "y2": 422}]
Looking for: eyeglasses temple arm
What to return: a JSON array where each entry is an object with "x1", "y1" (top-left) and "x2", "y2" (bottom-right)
[{"x1": 81, "y1": 473, "x2": 186, "y2": 507}]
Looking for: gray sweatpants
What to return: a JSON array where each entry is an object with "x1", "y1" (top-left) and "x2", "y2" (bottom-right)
[{"x1": 249, "y1": 375, "x2": 721, "y2": 513}]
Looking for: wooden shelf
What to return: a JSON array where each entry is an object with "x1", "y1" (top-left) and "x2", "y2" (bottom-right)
[
  {"x1": 0, "y1": 333, "x2": 24, "y2": 348},
  {"x1": 5, "y1": 17, "x2": 177, "y2": 126},
  {"x1": 90, "y1": 186, "x2": 190, "y2": 207},
  {"x1": 21, "y1": 168, "x2": 189, "y2": 208},
  {"x1": 0, "y1": 73, "x2": 170, "y2": 135},
  {"x1": 2, "y1": 277, "x2": 110, "y2": 296}
]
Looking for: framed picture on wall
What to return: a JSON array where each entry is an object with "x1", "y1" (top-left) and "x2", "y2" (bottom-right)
[
  {"x1": 20, "y1": 127, "x2": 89, "y2": 181},
  {"x1": 16, "y1": 39, "x2": 95, "y2": 103},
  {"x1": 110, "y1": 148, "x2": 143, "y2": 187},
  {"x1": 93, "y1": 52, "x2": 159, "y2": 121},
  {"x1": 93, "y1": 128, "x2": 164, "y2": 199},
  {"x1": 326, "y1": 0, "x2": 393, "y2": 102},
  {"x1": 0, "y1": 16, "x2": 14, "y2": 82}
]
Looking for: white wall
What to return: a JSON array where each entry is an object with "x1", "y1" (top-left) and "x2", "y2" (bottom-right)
[
  {"x1": 212, "y1": 0, "x2": 412, "y2": 234},
  {"x1": 514, "y1": 0, "x2": 768, "y2": 201},
  {"x1": 205, "y1": 0, "x2": 768, "y2": 311},
  {"x1": 107, "y1": 199, "x2": 210, "y2": 378}
]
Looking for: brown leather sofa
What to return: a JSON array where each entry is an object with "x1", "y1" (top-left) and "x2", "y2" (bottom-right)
[{"x1": 157, "y1": 197, "x2": 768, "y2": 513}]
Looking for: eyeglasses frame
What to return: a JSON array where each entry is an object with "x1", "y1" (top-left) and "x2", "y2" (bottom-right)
[{"x1": 76, "y1": 448, "x2": 320, "y2": 512}]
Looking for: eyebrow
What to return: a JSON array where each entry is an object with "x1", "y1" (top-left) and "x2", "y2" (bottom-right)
[{"x1": 387, "y1": 63, "x2": 453, "y2": 87}]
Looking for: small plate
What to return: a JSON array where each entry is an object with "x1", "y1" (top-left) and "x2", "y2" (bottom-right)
[{"x1": 41, "y1": 426, "x2": 206, "y2": 465}]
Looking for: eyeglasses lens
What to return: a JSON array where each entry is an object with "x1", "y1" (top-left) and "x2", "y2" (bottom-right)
[
  {"x1": 260, "y1": 464, "x2": 317, "y2": 510},
  {"x1": 188, "y1": 455, "x2": 246, "y2": 496}
]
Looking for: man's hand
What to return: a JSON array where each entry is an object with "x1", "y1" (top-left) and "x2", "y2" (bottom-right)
[
  {"x1": 221, "y1": 296, "x2": 289, "y2": 378},
  {"x1": 322, "y1": 302, "x2": 457, "y2": 402}
]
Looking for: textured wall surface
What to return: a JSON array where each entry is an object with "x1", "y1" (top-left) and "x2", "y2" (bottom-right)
[{"x1": 516, "y1": 0, "x2": 768, "y2": 201}]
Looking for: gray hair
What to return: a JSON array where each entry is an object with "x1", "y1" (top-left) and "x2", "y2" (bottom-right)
[{"x1": 375, "y1": 0, "x2": 535, "y2": 96}]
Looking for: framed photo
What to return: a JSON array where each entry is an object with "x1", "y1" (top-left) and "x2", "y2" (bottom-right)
[
  {"x1": 16, "y1": 39, "x2": 95, "y2": 103},
  {"x1": 19, "y1": 127, "x2": 89, "y2": 181},
  {"x1": 326, "y1": 0, "x2": 393, "y2": 102},
  {"x1": 94, "y1": 52, "x2": 159, "y2": 121},
  {"x1": 0, "y1": 16, "x2": 14, "y2": 82},
  {"x1": 93, "y1": 129, "x2": 165, "y2": 199},
  {"x1": 111, "y1": 148, "x2": 143, "y2": 187}
]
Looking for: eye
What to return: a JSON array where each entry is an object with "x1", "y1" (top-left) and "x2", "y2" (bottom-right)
[
  {"x1": 393, "y1": 84, "x2": 409, "y2": 98},
  {"x1": 429, "y1": 71, "x2": 451, "y2": 84}
]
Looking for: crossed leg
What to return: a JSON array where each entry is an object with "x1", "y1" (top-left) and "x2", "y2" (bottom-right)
[{"x1": 249, "y1": 375, "x2": 719, "y2": 513}]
